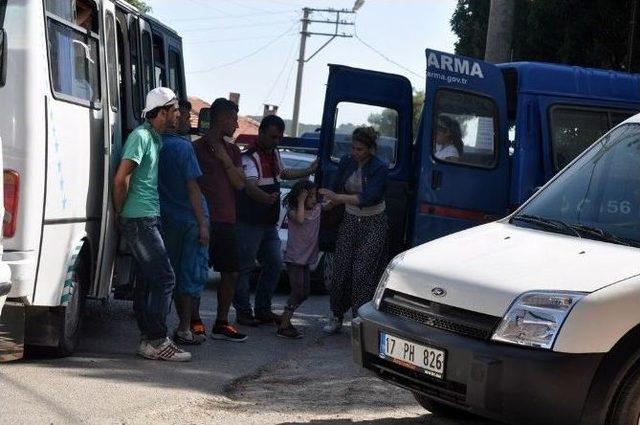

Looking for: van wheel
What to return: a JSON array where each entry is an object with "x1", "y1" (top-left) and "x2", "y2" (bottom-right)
[
  {"x1": 56, "y1": 252, "x2": 89, "y2": 356},
  {"x1": 413, "y1": 392, "x2": 473, "y2": 419},
  {"x1": 608, "y1": 366, "x2": 640, "y2": 425}
]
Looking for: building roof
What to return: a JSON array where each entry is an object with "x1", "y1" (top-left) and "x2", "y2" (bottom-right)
[{"x1": 187, "y1": 95, "x2": 259, "y2": 137}]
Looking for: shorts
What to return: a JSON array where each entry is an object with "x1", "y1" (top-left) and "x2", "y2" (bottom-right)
[
  {"x1": 163, "y1": 220, "x2": 209, "y2": 297},
  {"x1": 210, "y1": 222, "x2": 239, "y2": 273}
]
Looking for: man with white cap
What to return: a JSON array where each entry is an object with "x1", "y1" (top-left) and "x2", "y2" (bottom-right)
[{"x1": 113, "y1": 87, "x2": 191, "y2": 362}]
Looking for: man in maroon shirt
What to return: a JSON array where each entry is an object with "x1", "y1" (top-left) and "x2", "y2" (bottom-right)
[{"x1": 193, "y1": 98, "x2": 247, "y2": 342}]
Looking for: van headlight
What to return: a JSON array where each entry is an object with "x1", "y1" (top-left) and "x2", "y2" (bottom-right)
[
  {"x1": 373, "y1": 252, "x2": 406, "y2": 309},
  {"x1": 491, "y1": 291, "x2": 585, "y2": 349}
]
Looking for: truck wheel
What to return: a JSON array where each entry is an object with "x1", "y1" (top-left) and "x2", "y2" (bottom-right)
[
  {"x1": 413, "y1": 392, "x2": 473, "y2": 419},
  {"x1": 56, "y1": 251, "x2": 89, "y2": 356},
  {"x1": 608, "y1": 366, "x2": 640, "y2": 425}
]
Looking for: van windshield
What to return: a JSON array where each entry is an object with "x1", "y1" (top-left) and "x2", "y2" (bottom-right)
[{"x1": 512, "y1": 123, "x2": 640, "y2": 247}]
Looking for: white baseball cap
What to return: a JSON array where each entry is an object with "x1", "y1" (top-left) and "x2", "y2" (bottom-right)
[{"x1": 141, "y1": 87, "x2": 178, "y2": 119}]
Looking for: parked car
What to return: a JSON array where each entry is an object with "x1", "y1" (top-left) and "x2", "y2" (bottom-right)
[{"x1": 353, "y1": 116, "x2": 640, "y2": 425}]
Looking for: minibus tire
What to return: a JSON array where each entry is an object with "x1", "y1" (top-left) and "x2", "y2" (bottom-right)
[
  {"x1": 608, "y1": 365, "x2": 640, "y2": 425},
  {"x1": 56, "y1": 253, "x2": 88, "y2": 356},
  {"x1": 413, "y1": 392, "x2": 473, "y2": 419}
]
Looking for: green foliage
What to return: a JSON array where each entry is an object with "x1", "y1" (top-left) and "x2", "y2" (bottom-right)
[
  {"x1": 450, "y1": 0, "x2": 639, "y2": 71},
  {"x1": 127, "y1": 0, "x2": 152, "y2": 13},
  {"x1": 367, "y1": 90, "x2": 425, "y2": 138}
]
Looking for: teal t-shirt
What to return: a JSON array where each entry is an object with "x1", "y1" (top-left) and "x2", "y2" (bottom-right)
[{"x1": 121, "y1": 122, "x2": 163, "y2": 218}]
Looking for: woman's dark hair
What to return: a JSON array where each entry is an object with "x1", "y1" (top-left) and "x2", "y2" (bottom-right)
[
  {"x1": 282, "y1": 179, "x2": 317, "y2": 210},
  {"x1": 438, "y1": 115, "x2": 464, "y2": 156},
  {"x1": 352, "y1": 126, "x2": 378, "y2": 150},
  {"x1": 259, "y1": 114, "x2": 286, "y2": 134}
]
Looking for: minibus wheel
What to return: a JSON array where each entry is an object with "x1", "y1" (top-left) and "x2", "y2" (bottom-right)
[
  {"x1": 413, "y1": 392, "x2": 474, "y2": 419},
  {"x1": 56, "y1": 250, "x2": 89, "y2": 356},
  {"x1": 608, "y1": 365, "x2": 640, "y2": 425}
]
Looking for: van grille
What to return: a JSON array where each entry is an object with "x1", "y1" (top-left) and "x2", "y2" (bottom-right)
[{"x1": 380, "y1": 290, "x2": 501, "y2": 341}]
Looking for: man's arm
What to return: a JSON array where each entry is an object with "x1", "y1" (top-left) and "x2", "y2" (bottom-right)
[
  {"x1": 186, "y1": 180, "x2": 209, "y2": 245},
  {"x1": 113, "y1": 159, "x2": 137, "y2": 214},
  {"x1": 212, "y1": 143, "x2": 245, "y2": 190},
  {"x1": 281, "y1": 158, "x2": 318, "y2": 180},
  {"x1": 244, "y1": 179, "x2": 279, "y2": 205}
]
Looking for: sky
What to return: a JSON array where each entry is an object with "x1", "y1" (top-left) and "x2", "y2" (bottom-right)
[{"x1": 145, "y1": 0, "x2": 458, "y2": 125}]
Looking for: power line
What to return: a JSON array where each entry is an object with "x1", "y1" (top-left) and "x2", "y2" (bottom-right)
[
  {"x1": 179, "y1": 19, "x2": 298, "y2": 34},
  {"x1": 354, "y1": 33, "x2": 424, "y2": 80},
  {"x1": 167, "y1": 9, "x2": 298, "y2": 23},
  {"x1": 278, "y1": 52, "x2": 297, "y2": 107},
  {"x1": 184, "y1": 33, "x2": 292, "y2": 45},
  {"x1": 187, "y1": 21, "x2": 299, "y2": 74},
  {"x1": 263, "y1": 33, "x2": 299, "y2": 103}
]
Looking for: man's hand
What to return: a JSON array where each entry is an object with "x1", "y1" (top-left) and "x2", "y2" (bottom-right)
[
  {"x1": 212, "y1": 142, "x2": 233, "y2": 168},
  {"x1": 198, "y1": 224, "x2": 210, "y2": 245},
  {"x1": 318, "y1": 188, "x2": 337, "y2": 203}
]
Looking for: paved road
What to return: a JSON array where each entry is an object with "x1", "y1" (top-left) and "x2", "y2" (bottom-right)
[{"x1": 0, "y1": 287, "x2": 498, "y2": 425}]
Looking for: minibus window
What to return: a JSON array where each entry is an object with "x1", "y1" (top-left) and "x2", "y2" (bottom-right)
[
  {"x1": 141, "y1": 30, "x2": 153, "y2": 94},
  {"x1": 331, "y1": 102, "x2": 398, "y2": 168},
  {"x1": 153, "y1": 33, "x2": 166, "y2": 87},
  {"x1": 516, "y1": 124, "x2": 640, "y2": 247},
  {"x1": 168, "y1": 48, "x2": 182, "y2": 98},
  {"x1": 46, "y1": 0, "x2": 100, "y2": 106},
  {"x1": 432, "y1": 90, "x2": 498, "y2": 168},
  {"x1": 128, "y1": 19, "x2": 141, "y2": 119},
  {"x1": 105, "y1": 12, "x2": 118, "y2": 110}
]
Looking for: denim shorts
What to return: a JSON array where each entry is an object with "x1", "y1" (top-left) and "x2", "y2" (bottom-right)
[{"x1": 163, "y1": 220, "x2": 209, "y2": 297}]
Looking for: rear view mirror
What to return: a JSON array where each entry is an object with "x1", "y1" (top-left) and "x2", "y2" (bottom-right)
[
  {"x1": 0, "y1": 29, "x2": 7, "y2": 87},
  {"x1": 197, "y1": 107, "x2": 210, "y2": 135}
]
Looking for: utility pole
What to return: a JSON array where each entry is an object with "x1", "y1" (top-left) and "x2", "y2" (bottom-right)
[
  {"x1": 290, "y1": 8, "x2": 356, "y2": 136},
  {"x1": 484, "y1": 0, "x2": 515, "y2": 64},
  {"x1": 291, "y1": 8, "x2": 310, "y2": 137}
]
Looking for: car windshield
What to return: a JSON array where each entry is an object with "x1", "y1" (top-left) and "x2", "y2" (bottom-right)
[
  {"x1": 280, "y1": 154, "x2": 314, "y2": 189},
  {"x1": 512, "y1": 123, "x2": 640, "y2": 246}
]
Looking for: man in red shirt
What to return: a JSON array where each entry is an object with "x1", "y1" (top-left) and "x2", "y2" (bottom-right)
[{"x1": 193, "y1": 98, "x2": 247, "y2": 342}]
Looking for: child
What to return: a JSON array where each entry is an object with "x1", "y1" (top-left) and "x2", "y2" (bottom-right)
[{"x1": 278, "y1": 180, "x2": 321, "y2": 339}]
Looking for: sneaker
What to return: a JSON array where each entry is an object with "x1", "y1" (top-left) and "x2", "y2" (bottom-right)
[
  {"x1": 322, "y1": 316, "x2": 343, "y2": 334},
  {"x1": 236, "y1": 313, "x2": 261, "y2": 327},
  {"x1": 277, "y1": 325, "x2": 303, "y2": 339},
  {"x1": 190, "y1": 320, "x2": 207, "y2": 344},
  {"x1": 138, "y1": 337, "x2": 192, "y2": 362},
  {"x1": 255, "y1": 311, "x2": 283, "y2": 326},
  {"x1": 173, "y1": 330, "x2": 203, "y2": 345},
  {"x1": 211, "y1": 323, "x2": 248, "y2": 342}
]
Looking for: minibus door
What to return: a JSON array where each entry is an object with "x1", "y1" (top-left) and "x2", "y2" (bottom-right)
[
  {"x1": 410, "y1": 49, "x2": 511, "y2": 245},
  {"x1": 317, "y1": 65, "x2": 413, "y2": 255},
  {"x1": 95, "y1": 0, "x2": 122, "y2": 298}
]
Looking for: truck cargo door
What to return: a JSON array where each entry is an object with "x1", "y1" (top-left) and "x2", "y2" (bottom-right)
[
  {"x1": 411, "y1": 49, "x2": 510, "y2": 245},
  {"x1": 318, "y1": 65, "x2": 413, "y2": 254}
]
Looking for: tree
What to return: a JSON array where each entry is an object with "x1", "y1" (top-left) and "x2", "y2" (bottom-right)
[
  {"x1": 367, "y1": 90, "x2": 425, "y2": 138},
  {"x1": 127, "y1": 0, "x2": 152, "y2": 13},
  {"x1": 451, "y1": 0, "x2": 638, "y2": 71}
]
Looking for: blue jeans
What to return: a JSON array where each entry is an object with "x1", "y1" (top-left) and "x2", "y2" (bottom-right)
[
  {"x1": 119, "y1": 217, "x2": 175, "y2": 341},
  {"x1": 233, "y1": 221, "x2": 282, "y2": 317}
]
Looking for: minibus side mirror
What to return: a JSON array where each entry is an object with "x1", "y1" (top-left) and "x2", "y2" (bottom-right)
[
  {"x1": 197, "y1": 107, "x2": 211, "y2": 135},
  {"x1": 0, "y1": 29, "x2": 7, "y2": 87}
]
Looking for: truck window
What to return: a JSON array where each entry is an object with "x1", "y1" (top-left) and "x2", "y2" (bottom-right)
[
  {"x1": 105, "y1": 11, "x2": 118, "y2": 110},
  {"x1": 550, "y1": 107, "x2": 636, "y2": 171},
  {"x1": 433, "y1": 90, "x2": 497, "y2": 168},
  {"x1": 332, "y1": 102, "x2": 398, "y2": 168},
  {"x1": 45, "y1": 0, "x2": 100, "y2": 106},
  {"x1": 517, "y1": 123, "x2": 640, "y2": 246}
]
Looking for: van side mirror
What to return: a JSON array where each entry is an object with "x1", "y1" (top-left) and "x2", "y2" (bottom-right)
[
  {"x1": 0, "y1": 29, "x2": 7, "y2": 87},
  {"x1": 197, "y1": 107, "x2": 211, "y2": 135}
]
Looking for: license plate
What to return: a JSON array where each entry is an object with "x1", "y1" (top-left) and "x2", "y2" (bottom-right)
[{"x1": 379, "y1": 331, "x2": 446, "y2": 379}]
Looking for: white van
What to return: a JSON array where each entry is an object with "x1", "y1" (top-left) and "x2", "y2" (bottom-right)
[{"x1": 353, "y1": 116, "x2": 640, "y2": 424}]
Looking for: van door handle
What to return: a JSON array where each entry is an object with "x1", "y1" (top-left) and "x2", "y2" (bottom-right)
[{"x1": 431, "y1": 170, "x2": 442, "y2": 190}]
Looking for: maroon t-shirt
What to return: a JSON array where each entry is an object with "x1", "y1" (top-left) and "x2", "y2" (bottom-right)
[{"x1": 193, "y1": 138, "x2": 242, "y2": 224}]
